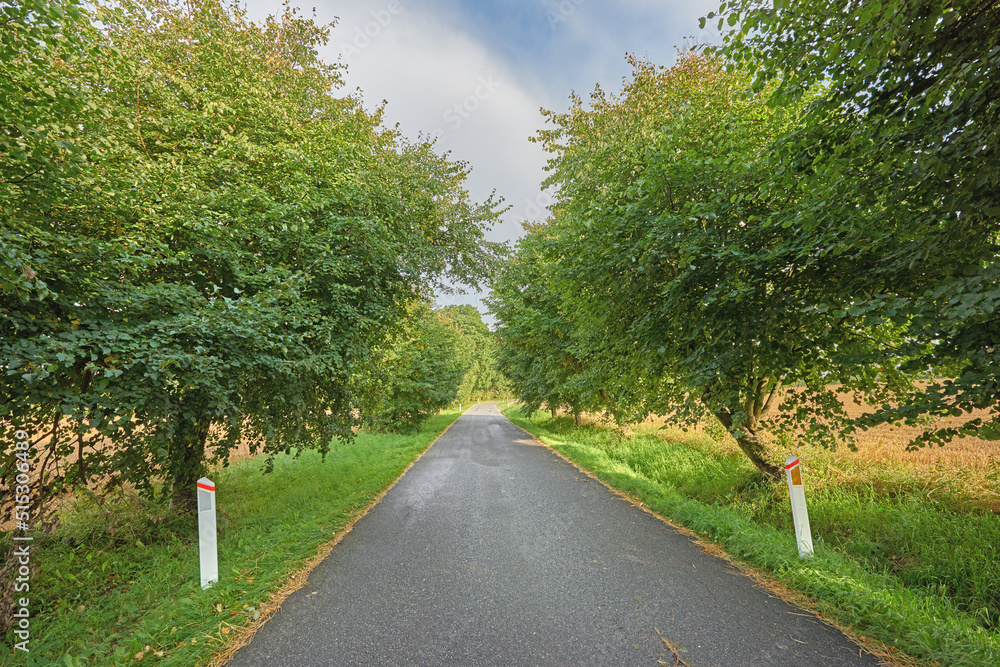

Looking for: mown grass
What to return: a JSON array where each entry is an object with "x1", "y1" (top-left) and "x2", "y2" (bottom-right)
[
  {"x1": 1, "y1": 409, "x2": 459, "y2": 667},
  {"x1": 502, "y1": 406, "x2": 1000, "y2": 667}
]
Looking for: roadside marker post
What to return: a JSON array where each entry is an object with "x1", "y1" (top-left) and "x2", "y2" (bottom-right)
[
  {"x1": 784, "y1": 457, "x2": 814, "y2": 558},
  {"x1": 197, "y1": 477, "x2": 219, "y2": 589}
]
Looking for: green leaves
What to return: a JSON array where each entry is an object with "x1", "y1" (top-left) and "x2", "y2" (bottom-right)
[
  {"x1": 2, "y1": 0, "x2": 500, "y2": 517},
  {"x1": 439, "y1": 305, "x2": 509, "y2": 402},
  {"x1": 492, "y1": 51, "x2": 932, "y2": 476},
  {"x1": 488, "y1": 227, "x2": 595, "y2": 418},
  {"x1": 356, "y1": 302, "x2": 464, "y2": 433},
  {"x1": 714, "y1": 0, "x2": 1000, "y2": 442}
]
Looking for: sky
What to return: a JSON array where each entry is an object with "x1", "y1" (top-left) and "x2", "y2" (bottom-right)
[{"x1": 243, "y1": 0, "x2": 724, "y2": 320}]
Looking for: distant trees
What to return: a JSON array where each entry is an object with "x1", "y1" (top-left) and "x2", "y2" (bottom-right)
[
  {"x1": 1, "y1": 0, "x2": 502, "y2": 514},
  {"x1": 356, "y1": 302, "x2": 510, "y2": 432},
  {"x1": 439, "y1": 304, "x2": 510, "y2": 404},
  {"x1": 357, "y1": 303, "x2": 464, "y2": 433}
]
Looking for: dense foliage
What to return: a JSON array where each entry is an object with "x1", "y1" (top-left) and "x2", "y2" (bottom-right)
[
  {"x1": 438, "y1": 304, "x2": 510, "y2": 404},
  {"x1": 492, "y1": 0, "x2": 1000, "y2": 471},
  {"x1": 493, "y1": 54, "x2": 924, "y2": 478},
  {"x1": 486, "y1": 224, "x2": 597, "y2": 423},
  {"x1": 490, "y1": 38, "x2": 999, "y2": 477},
  {"x1": 0, "y1": 0, "x2": 501, "y2": 520},
  {"x1": 712, "y1": 0, "x2": 1000, "y2": 443},
  {"x1": 357, "y1": 303, "x2": 464, "y2": 433}
]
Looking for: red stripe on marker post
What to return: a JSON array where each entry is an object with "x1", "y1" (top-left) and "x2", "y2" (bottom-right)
[
  {"x1": 197, "y1": 477, "x2": 218, "y2": 589},
  {"x1": 784, "y1": 457, "x2": 800, "y2": 470}
]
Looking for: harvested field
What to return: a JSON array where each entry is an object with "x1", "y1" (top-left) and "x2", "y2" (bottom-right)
[
  {"x1": 0, "y1": 422, "x2": 268, "y2": 532},
  {"x1": 564, "y1": 384, "x2": 1000, "y2": 503},
  {"x1": 765, "y1": 386, "x2": 998, "y2": 490}
]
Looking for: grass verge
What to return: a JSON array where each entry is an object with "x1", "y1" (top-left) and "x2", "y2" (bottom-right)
[
  {"x1": 2, "y1": 409, "x2": 460, "y2": 667},
  {"x1": 501, "y1": 406, "x2": 1000, "y2": 667}
]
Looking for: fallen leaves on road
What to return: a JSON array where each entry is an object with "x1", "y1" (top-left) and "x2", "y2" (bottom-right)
[{"x1": 654, "y1": 627, "x2": 691, "y2": 667}]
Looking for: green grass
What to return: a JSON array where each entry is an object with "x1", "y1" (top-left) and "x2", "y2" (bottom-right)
[
  {"x1": 2, "y1": 409, "x2": 459, "y2": 667},
  {"x1": 502, "y1": 406, "x2": 1000, "y2": 667}
]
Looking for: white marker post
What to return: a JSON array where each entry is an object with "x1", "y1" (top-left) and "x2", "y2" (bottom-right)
[
  {"x1": 197, "y1": 477, "x2": 218, "y2": 589},
  {"x1": 784, "y1": 457, "x2": 814, "y2": 558}
]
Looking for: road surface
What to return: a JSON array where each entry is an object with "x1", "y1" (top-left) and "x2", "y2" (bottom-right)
[{"x1": 227, "y1": 402, "x2": 880, "y2": 666}]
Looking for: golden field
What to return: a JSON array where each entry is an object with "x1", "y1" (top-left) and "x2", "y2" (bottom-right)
[{"x1": 570, "y1": 385, "x2": 1000, "y2": 510}]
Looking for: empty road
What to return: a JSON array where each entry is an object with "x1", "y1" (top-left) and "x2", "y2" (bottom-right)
[{"x1": 227, "y1": 402, "x2": 880, "y2": 666}]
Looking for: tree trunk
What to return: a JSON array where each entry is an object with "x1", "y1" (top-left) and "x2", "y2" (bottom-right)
[
  {"x1": 708, "y1": 402, "x2": 782, "y2": 481},
  {"x1": 168, "y1": 402, "x2": 212, "y2": 513},
  {"x1": 733, "y1": 430, "x2": 782, "y2": 481},
  {"x1": 573, "y1": 410, "x2": 582, "y2": 427}
]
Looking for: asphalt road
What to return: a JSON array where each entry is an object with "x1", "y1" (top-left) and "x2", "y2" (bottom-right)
[{"x1": 227, "y1": 402, "x2": 881, "y2": 666}]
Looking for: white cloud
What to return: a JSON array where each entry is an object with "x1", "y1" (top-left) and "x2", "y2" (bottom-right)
[
  {"x1": 335, "y1": 5, "x2": 549, "y2": 241},
  {"x1": 241, "y1": 0, "x2": 722, "y2": 320}
]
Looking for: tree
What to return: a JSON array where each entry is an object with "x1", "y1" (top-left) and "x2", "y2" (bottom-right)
[
  {"x1": 712, "y1": 0, "x2": 1000, "y2": 444},
  {"x1": 487, "y1": 224, "x2": 601, "y2": 424},
  {"x1": 527, "y1": 53, "x2": 916, "y2": 478},
  {"x1": 1, "y1": 0, "x2": 94, "y2": 302},
  {"x1": 0, "y1": 0, "x2": 502, "y2": 517},
  {"x1": 439, "y1": 304, "x2": 509, "y2": 403},
  {"x1": 357, "y1": 302, "x2": 464, "y2": 432}
]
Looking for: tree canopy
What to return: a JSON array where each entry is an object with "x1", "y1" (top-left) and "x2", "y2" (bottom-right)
[
  {"x1": 356, "y1": 302, "x2": 465, "y2": 433},
  {"x1": 712, "y1": 0, "x2": 1000, "y2": 443},
  {"x1": 487, "y1": 224, "x2": 598, "y2": 422},
  {"x1": 492, "y1": 1, "x2": 1000, "y2": 476},
  {"x1": 438, "y1": 304, "x2": 509, "y2": 404},
  {"x1": 493, "y1": 52, "x2": 938, "y2": 478},
  {"x1": 1, "y1": 0, "x2": 502, "y2": 514}
]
